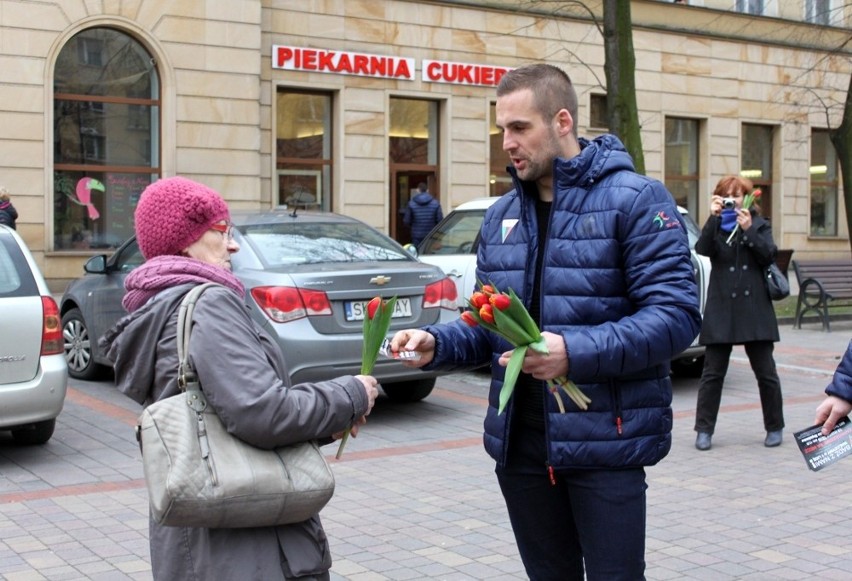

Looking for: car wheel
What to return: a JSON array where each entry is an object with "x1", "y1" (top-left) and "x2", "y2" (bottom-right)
[
  {"x1": 62, "y1": 307, "x2": 104, "y2": 380},
  {"x1": 671, "y1": 355, "x2": 705, "y2": 378},
  {"x1": 381, "y1": 378, "x2": 436, "y2": 402},
  {"x1": 11, "y1": 419, "x2": 56, "y2": 445}
]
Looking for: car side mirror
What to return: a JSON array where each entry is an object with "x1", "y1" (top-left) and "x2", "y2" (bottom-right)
[
  {"x1": 83, "y1": 255, "x2": 107, "y2": 274},
  {"x1": 403, "y1": 243, "x2": 418, "y2": 258}
]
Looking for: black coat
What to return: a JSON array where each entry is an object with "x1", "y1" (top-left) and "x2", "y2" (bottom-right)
[{"x1": 696, "y1": 211, "x2": 780, "y2": 344}]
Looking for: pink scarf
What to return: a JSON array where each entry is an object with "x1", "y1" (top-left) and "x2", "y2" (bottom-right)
[{"x1": 122, "y1": 255, "x2": 246, "y2": 312}]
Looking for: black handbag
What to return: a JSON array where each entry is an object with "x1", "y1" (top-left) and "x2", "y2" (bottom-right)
[{"x1": 764, "y1": 263, "x2": 790, "y2": 301}]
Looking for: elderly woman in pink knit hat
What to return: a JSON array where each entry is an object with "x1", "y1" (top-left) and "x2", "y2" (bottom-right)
[{"x1": 102, "y1": 176, "x2": 378, "y2": 581}]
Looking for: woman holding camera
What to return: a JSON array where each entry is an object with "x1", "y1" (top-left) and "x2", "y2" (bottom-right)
[{"x1": 693, "y1": 175, "x2": 784, "y2": 451}]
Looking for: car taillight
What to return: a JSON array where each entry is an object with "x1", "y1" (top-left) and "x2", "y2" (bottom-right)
[
  {"x1": 250, "y1": 286, "x2": 332, "y2": 323},
  {"x1": 41, "y1": 296, "x2": 63, "y2": 355},
  {"x1": 423, "y1": 277, "x2": 458, "y2": 311}
]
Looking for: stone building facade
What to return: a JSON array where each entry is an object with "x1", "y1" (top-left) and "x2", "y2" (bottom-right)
[{"x1": 0, "y1": 0, "x2": 850, "y2": 286}]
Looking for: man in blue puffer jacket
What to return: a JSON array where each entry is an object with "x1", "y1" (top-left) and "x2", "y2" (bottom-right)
[
  {"x1": 404, "y1": 182, "x2": 443, "y2": 246},
  {"x1": 391, "y1": 64, "x2": 701, "y2": 580}
]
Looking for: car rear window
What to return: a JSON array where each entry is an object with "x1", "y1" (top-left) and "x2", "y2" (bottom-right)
[
  {"x1": 241, "y1": 222, "x2": 412, "y2": 267},
  {"x1": 0, "y1": 234, "x2": 39, "y2": 297}
]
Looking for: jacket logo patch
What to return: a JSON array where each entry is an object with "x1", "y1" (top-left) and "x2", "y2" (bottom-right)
[
  {"x1": 653, "y1": 210, "x2": 680, "y2": 230},
  {"x1": 501, "y1": 219, "x2": 518, "y2": 243}
]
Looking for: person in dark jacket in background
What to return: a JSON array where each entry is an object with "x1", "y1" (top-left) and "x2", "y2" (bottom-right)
[
  {"x1": 102, "y1": 177, "x2": 378, "y2": 581},
  {"x1": 694, "y1": 175, "x2": 784, "y2": 451},
  {"x1": 390, "y1": 64, "x2": 700, "y2": 580},
  {"x1": 403, "y1": 182, "x2": 442, "y2": 246},
  {"x1": 815, "y1": 340, "x2": 852, "y2": 436},
  {"x1": 0, "y1": 187, "x2": 19, "y2": 229}
]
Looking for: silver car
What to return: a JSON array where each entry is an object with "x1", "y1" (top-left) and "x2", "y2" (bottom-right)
[
  {"x1": 414, "y1": 197, "x2": 710, "y2": 377},
  {"x1": 60, "y1": 209, "x2": 459, "y2": 402},
  {"x1": 0, "y1": 225, "x2": 68, "y2": 444}
]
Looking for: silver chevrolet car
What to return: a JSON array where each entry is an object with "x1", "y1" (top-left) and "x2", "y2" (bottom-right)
[
  {"x1": 0, "y1": 225, "x2": 68, "y2": 444},
  {"x1": 60, "y1": 209, "x2": 459, "y2": 402}
]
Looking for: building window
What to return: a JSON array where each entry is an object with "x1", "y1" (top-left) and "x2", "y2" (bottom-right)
[
  {"x1": 810, "y1": 129, "x2": 839, "y2": 237},
  {"x1": 276, "y1": 90, "x2": 333, "y2": 210},
  {"x1": 806, "y1": 0, "x2": 835, "y2": 25},
  {"x1": 664, "y1": 118, "x2": 700, "y2": 216},
  {"x1": 736, "y1": 0, "x2": 764, "y2": 15},
  {"x1": 589, "y1": 94, "x2": 608, "y2": 130},
  {"x1": 741, "y1": 123, "x2": 774, "y2": 220},
  {"x1": 54, "y1": 28, "x2": 160, "y2": 251},
  {"x1": 489, "y1": 103, "x2": 513, "y2": 197},
  {"x1": 389, "y1": 98, "x2": 438, "y2": 165}
]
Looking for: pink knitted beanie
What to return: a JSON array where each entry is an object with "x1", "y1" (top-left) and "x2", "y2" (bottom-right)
[{"x1": 134, "y1": 177, "x2": 230, "y2": 259}]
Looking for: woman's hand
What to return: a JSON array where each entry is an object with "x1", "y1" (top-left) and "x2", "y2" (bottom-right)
[
  {"x1": 355, "y1": 374, "x2": 379, "y2": 416},
  {"x1": 710, "y1": 195, "x2": 723, "y2": 216},
  {"x1": 737, "y1": 208, "x2": 752, "y2": 231},
  {"x1": 333, "y1": 415, "x2": 367, "y2": 440}
]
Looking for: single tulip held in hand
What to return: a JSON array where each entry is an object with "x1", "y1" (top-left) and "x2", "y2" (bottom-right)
[
  {"x1": 725, "y1": 188, "x2": 761, "y2": 245},
  {"x1": 336, "y1": 295, "x2": 397, "y2": 459}
]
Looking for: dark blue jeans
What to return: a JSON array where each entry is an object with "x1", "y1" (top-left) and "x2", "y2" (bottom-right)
[{"x1": 495, "y1": 426, "x2": 647, "y2": 581}]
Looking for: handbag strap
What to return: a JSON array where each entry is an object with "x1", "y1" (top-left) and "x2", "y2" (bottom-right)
[{"x1": 176, "y1": 283, "x2": 220, "y2": 409}]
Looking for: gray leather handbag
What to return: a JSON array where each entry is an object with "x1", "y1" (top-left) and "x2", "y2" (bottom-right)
[{"x1": 137, "y1": 283, "x2": 335, "y2": 528}]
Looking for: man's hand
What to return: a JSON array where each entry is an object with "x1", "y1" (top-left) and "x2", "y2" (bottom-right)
[
  {"x1": 497, "y1": 331, "x2": 568, "y2": 380},
  {"x1": 814, "y1": 395, "x2": 852, "y2": 436},
  {"x1": 389, "y1": 329, "x2": 435, "y2": 367}
]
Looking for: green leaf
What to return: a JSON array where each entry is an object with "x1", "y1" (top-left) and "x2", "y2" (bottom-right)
[
  {"x1": 493, "y1": 305, "x2": 535, "y2": 345},
  {"x1": 506, "y1": 288, "x2": 543, "y2": 342},
  {"x1": 498, "y1": 345, "x2": 527, "y2": 414},
  {"x1": 529, "y1": 337, "x2": 549, "y2": 354}
]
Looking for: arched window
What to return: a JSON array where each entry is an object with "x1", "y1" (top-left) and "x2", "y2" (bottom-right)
[{"x1": 53, "y1": 28, "x2": 160, "y2": 250}]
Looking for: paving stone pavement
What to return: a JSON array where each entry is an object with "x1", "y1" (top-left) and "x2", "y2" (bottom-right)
[{"x1": 1, "y1": 319, "x2": 851, "y2": 580}]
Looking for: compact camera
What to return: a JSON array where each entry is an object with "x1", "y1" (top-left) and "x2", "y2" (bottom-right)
[{"x1": 722, "y1": 197, "x2": 736, "y2": 210}]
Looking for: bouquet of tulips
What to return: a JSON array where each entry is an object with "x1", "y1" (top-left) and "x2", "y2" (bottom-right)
[
  {"x1": 336, "y1": 295, "x2": 397, "y2": 460},
  {"x1": 461, "y1": 282, "x2": 590, "y2": 414},
  {"x1": 725, "y1": 188, "x2": 761, "y2": 245}
]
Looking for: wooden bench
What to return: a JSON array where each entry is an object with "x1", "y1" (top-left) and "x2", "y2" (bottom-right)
[{"x1": 792, "y1": 259, "x2": 852, "y2": 331}]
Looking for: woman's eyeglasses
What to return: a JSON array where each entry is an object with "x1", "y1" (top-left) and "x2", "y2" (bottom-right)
[{"x1": 209, "y1": 223, "x2": 235, "y2": 241}]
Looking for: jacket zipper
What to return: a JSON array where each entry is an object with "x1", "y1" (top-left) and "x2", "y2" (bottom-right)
[{"x1": 610, "y1": 380, "x2": 624, "y2": 436}]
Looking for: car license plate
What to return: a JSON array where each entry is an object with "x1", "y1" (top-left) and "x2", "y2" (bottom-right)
[{"x1": 344, "y1": 298, "x2": 412, "y2": 322}]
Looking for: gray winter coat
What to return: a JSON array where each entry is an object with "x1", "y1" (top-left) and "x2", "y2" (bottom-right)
[
  {"x1": 102, "y1": 283, "x2": 369, "y2": 580},
  {"x1": 696, "y1": 212, "x2": 780, "y2": 344}
]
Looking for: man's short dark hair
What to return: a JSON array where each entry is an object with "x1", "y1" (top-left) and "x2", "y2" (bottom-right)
[{"x1": 496, "y1": 64, "x2": 579, "y2": 137}]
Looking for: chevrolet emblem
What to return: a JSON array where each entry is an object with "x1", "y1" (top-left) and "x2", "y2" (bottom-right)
[{"x1": 370, "y1": 275, "x2": 391, "y2": 286}]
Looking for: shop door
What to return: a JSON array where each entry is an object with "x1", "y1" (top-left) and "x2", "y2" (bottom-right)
[{"x1": 391, "y1": 169, "x2": 436, "y2": 245}]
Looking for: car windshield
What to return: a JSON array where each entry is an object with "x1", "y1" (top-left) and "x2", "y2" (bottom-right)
[
  {"x1": 419, "y1": 210, "x2": 486, "y2": 255},
  {"x1": 241, "y1": 222, "x2": 412, "y2": 266}
]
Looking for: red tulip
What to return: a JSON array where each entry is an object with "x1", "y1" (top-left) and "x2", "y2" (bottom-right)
[
  {"x1": 479, "y1": 304, "x2": 495, "y2": 324},
  {"x1": 490, "y1": 293, "x2": 511, "y2": 311},
  {"x1": 366, "y1": 296, "x2": 382, "y2": 319},
  {"x1": 470, "y1": 291, "x2": 489, "y2": 309},
  {"x1": 460, "y1": 311, "x2": 478, "y2": 327},
  {"x1": 753, "y1": 189, "x2": 762, "y2": 198},
  {"x1": 480, "y1": 284, "x2": 496, "y2": 296}
]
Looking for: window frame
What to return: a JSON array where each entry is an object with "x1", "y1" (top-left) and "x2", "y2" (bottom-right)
[{"x1": 53, "y1": 27, "x2": 161, "y2": 252}]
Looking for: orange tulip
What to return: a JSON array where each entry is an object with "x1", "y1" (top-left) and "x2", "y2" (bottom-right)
[
  {"x1": 479, "y1": 304, "x2": 495, "y2": 324},
  {"x1": 460, "y1": 311, "x2": 478, "y2": 327}
]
